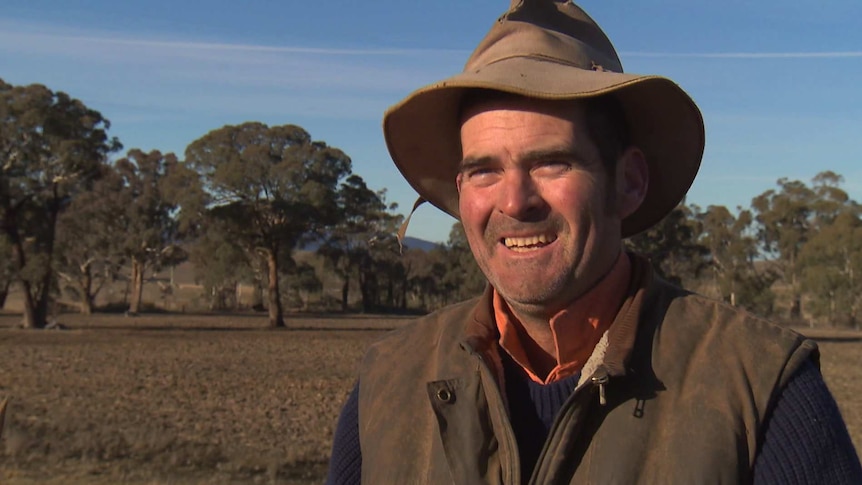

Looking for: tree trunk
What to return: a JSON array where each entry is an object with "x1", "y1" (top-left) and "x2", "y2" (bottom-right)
[
  {"x1": 79, "y1": 296, "x2": 93, "y2": 315},
  {"x1": 73, "y1": 273, "x2": 94, "y2": 315},
  {"x1": 8, "y1": 229, "x2": 45, "y2": 328},
  {"x1": 386, "y1": 276, "x2": 394, "y2": 309},
  {"x1": 0, "y1": 280, "x2": 9, "y2": 309},
  {"x1": 19, "y1": 280, "x2": 42, "y2": 328},
  {"x1": 251, "y1": 276, "x2": 264, "y2": 310},
  {"x1": 129, "y1": 257, "x2": 145, "y2": 314},
  {"x1": 341, "y1": 275, "x2": 349, "y2": 312},
  {"x1": 790, "y1": 295, "x2": 802, "y2": 321},
  {"x1": 358, "y1": 267, "x2": 370, "y2": 313},
  {"x1": 32, "y1": 196, "x2": 62, "y2": 326},
  {"x1": 78, "y1": 267, "x2": 94, "y2": 315},
  {"x1": 267, "y1": 249, "x2": 284, "y2": 327}
]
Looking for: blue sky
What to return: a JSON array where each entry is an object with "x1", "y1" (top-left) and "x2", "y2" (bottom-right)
[{"x1": 2, "y1": 1, "x2": 860, "y2": 243}]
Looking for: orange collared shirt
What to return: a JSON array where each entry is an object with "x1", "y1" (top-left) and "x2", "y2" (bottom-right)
[{"x1": 493, "y1": 252, "x2": 631, "y2": 384}]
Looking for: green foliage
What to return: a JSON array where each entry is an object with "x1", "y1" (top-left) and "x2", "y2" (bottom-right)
[
  {"x1": 318, "y1": 175, "x2": 402, "y2": 312},
  {"x1": 751, "y1": 178, "x2": 815, "y2": 318},
  {"x1": 55, "y1": 164, "x2": 127, "y2": 314},
  {"x1": 442, "y1": 223, "x2": 486, "y2": 301},
  {"x1": 402, "y1": 223, "x2": 486, "y2": 311},
  {"x1": 185, "y1": 122, "x2": 352, "y2": 326},
  {"x1": 800, "y1": 210, "x2": 862, "y2": 328},
  {"x1": 286, "y1": 261, "x2": 322, "y2": 310},
  {"x1": 4, "y1": 77, "x2": 861, "y2": 327},
  {"x1": 625, "y1": 201, "x2": 708, "y2": 286},
  {"x1": 112, "y1": 149, "x2": 193, "y2": 314},
  {"x1": 696, "y1": 205, "x2": 776, "y2": 315},
  {"x1": 0, "y1": 78, "x2": 121, "y2": 326},
  {"x1": 187, "y1": 216, "x2": 253, "y2": 311}
]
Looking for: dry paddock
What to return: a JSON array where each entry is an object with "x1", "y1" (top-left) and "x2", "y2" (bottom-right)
[{"x1": 0, "y1": 313, "x2": 860, "y2": 484}]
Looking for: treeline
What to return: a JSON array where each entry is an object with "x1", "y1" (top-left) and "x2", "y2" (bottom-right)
[
  {"x1": 0, "y1": 78, "x2": 450, "y2": 328},
  {"x1": 626, "y1": 172, "x2": 861, "y2": 328},
  {"x1": 2, "y1": 78, "x2": 859, "y2": 329}
]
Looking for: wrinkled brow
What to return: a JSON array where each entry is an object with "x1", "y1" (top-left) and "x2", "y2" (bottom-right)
[{"x1": 459, "y1": 146, "x2": 591, "y2": 171}]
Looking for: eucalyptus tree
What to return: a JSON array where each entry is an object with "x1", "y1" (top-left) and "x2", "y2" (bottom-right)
[
  {"x1": 697, "y1": 205, "x2": 775, "y2": 315},
  {"x1": 442, "y1": 222, "x2": 486, "y2": 302},
  {"x1": 55, "y1": 164, "x2": 127, "y2": 314},
  {"x1": 112, "y1": 149, "x2": 196, "y2": 314},
  {"x1": 185, "y1": 122, "x2": 351, "y2": 327},
  {"x1": 360, "y1": 228, "x2": 404, "y2": 312},
  {"x1": 799, "y1": 173, "x2": 862, "y2": 327},
  {"x1": 187, "y1": 218, "x2": 242, "y2": 310},
  {"x1": 751, "y1": 178, "x2": 816, "y2": 319},
  {"x1": 0, "y1": 79, "x2": 121, "y2": 327},
  {"x1": 624, "y1": 201, "x2": 708, "y2": 286},
  {"x1": 801, "y1": 210, "x2": 862, "y2": 327},
  {"x1": 318, "y1": 175, "x2": 391, "y2": 310}
]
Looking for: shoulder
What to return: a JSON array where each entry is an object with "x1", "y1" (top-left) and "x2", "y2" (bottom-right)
[
  {"x1": 644, "y1": 278, "x2": 818, "y2": 385},
  {"x1": 654, "y1": 278, "x2": 811, "y2": 345},
  {"x1": 360, "y1": 296, "x2": 484, "y2": 375},
  {"x1": 366, "y1": 297, "x2": 482, "y2": 354}
]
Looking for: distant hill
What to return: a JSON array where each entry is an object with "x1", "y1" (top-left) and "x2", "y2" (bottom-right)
[
  {"x1": 299, "y1": 235, "x2": 441, "y2": 252},
  {"x1": 401, "y1": 236, "x2": 442, "y2": 252}
]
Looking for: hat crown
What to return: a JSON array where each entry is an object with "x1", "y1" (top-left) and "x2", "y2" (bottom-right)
[{"x1": 465, "y1": 0, "x2": 623, "y2": 74}]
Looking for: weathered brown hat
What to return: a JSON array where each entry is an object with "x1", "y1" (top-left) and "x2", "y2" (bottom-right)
[{"x1": 384, "y1": 0, "x2": 704, "y2": 237}]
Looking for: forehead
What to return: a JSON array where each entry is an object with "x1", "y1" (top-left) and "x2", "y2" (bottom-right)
[{"x1": 458, "y1": 94, "x2": 587, "y2": 130}]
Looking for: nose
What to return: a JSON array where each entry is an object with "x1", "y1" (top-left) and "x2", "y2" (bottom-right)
[{"x1": 498, "y1": 170, "x2": 546, "y2": 220}]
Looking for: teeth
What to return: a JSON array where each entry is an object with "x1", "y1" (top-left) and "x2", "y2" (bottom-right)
[{"x1": 503, "y1": 234, "x2": 556, "y2": 250}]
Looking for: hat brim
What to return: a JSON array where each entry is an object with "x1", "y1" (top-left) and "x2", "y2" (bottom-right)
[{"x1": 383, "y1": 56, "x2": 704, "y2": 237}]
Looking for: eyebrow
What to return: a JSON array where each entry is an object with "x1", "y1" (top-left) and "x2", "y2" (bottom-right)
[
  {"x1": 458, "y1": 156, "x2": 494, "y2": 172},
  {"x1": 459, "y1": 146, "x2": 590, "y2": 171}
]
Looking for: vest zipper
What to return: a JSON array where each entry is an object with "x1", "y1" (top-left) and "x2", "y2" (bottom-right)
[
  {"x1": 528, "y1": 365, "x2": 611, "y2": 484},
  {"x1": 591, "y1": 368, "x2": 610, "y2": 406}
]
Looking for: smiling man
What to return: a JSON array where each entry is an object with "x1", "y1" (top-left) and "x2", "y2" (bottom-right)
[{"x1": 326, "y1": 1, "x2": 861, "y2": 483}]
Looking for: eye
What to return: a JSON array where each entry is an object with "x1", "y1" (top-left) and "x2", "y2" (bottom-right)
[
  {"x1": 533, "y1": 160, "x2": 572, "y2": 175},
  {"x1": 459, "y1": 163, "x2": 500, "y2": 185},
  {"x1": 467, "y1": 167, "x2": 495, "y2": 177}
]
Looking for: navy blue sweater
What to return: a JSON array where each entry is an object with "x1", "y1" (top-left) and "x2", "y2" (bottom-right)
[{"x1": 326, "y1": 358, "x2": 861, "y2": 484}]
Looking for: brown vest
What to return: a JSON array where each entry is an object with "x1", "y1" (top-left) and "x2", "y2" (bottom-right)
[{"x1": 357, "y1": 259, "x2": 817, "y2": 484}]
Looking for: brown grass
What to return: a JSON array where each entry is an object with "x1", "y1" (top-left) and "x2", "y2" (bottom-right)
[
  {"x1": 0, "y1": 314, "x2": 859, "y2": 484},
  {"x1": 0, "y1": 312, "x2": 405, "y2": 484}
]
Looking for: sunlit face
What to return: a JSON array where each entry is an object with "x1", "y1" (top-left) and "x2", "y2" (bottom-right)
[{"x1": 457, "y1": 97, "x2": 644, "y2": 316}]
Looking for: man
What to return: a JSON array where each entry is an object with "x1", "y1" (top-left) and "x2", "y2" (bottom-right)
[{"x1": 327, "y1": 1, "x2": 862, "y2": 483}]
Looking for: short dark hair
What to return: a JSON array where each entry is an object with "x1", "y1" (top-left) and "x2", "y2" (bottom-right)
[{"x1": 582, "y1": 94, "x2": 632, "y2": 175}]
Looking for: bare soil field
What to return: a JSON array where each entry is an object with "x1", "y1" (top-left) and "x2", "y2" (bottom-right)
[
  {"x1": 0, "y1": 312, "x2": 407, "y2": 485},
  {"x1": 0, "y1": 313, "x2": 860, "y2": 484}
]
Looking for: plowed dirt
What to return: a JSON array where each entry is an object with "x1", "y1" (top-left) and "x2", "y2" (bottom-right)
[{"x1": 0, "y1": 314, "x2": 859, "y2": 484}]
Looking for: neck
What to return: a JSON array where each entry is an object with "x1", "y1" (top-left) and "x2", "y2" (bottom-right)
[
  {"x1": 507, "y1": 305, "x2": 558, "y2": 378},
  {"x1": 500, "y1": 251, "x2": 625, "y2": 378}
]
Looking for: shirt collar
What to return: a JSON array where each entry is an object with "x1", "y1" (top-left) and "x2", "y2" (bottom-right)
[{"x1": 493, "y1": 251, "x2": 632, "y2": 384}]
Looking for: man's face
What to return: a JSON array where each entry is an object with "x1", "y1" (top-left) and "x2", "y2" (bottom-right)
[{"x1": 457, "y1": 97, "x2": 632, "y2": 315}]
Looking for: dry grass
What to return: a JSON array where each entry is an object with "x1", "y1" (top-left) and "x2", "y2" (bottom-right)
[
  {"x1": 0, "y1": 312, "x2": 406, "y2": 484},
  {"x1": 0, "y1": 314, "x2": 859, "y2": 484}
]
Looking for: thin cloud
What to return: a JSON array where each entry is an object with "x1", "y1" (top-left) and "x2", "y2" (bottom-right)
[
  {"x1": 623, "y1": 51, "x2": 862, "y2": 59},
  {"x1": 0, "y1": 20, "x2": 462, "y2": 95},
  {"x1": 8, "y1": 18, "x2": 858, "y2": 65},
  {"x1": 0, "y1": 19, "x2": 464, "y2": 57},
  {"x1": 62, "y1": 36, "x2": 462, "y2": 57}
]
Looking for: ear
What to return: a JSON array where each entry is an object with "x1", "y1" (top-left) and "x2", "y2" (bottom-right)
[
  {"x1": 456, "y1": 172, "x2": 464, "y2": 194},
  {"x1": 615, "y1": 146, "x2": 648, "y2": 219}
]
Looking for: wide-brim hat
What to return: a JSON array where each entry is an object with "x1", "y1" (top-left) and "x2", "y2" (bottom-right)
[{"x1": 383, "y1": 0, "x2": 704, "y2": 237}]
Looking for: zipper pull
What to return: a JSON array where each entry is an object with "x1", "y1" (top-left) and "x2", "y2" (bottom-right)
[{"x1": 591, "y1": 371, "x2": 609, "y2": 406}]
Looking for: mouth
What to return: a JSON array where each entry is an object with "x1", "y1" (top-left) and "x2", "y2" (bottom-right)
[{"x1": 502, "y1": 233, "x2": 557, "y2": 252}]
